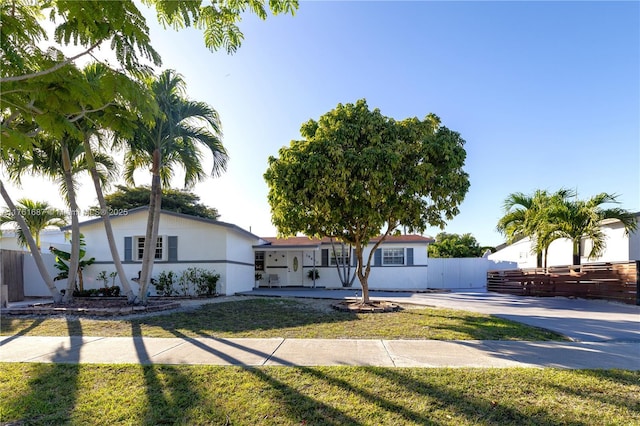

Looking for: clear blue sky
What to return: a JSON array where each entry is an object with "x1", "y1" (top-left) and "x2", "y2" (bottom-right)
[{"x1": 5, "y1": 1, "x2": 639, "y2": 247}]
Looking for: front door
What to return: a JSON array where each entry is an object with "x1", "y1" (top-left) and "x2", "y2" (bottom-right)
[{"x1": 287, "y1": 251, "x2": 303, "y2": 286}]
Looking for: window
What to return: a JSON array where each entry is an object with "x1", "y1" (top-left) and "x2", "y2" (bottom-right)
[
  {"x1": 135, "y1": 236, "x2": 164, "y2": 261},
  {"x1": 330, "y1": 246, "x2": 350, "y2": 266},
  {"x1": 383, "y1": 248, "x2": 404, "y2": 265},
  {"x1": 255, "y1": 251, "x2": 265, "y2": 271}
]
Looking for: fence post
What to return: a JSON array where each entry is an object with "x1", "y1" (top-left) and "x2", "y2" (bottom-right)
[{"x1": 636, "y1": 260, "x2": 640, "y2": 306}]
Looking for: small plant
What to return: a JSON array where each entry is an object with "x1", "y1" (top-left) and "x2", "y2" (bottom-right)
[
  {"x1": 109, "y1": 271, "x2": 118, "y2": 286},
  {"x1": 97, "y1": 271, "x2": 109, "y2": 287},
  {"x1": 255, "y1": 272, "x2": 263, "y2": 281},
  {"x1": 153, "y1": 271, "x2": 176, "y2": 296},
  {"x1": 307, "y1": 269, "x2": 320, "y2": 280}
]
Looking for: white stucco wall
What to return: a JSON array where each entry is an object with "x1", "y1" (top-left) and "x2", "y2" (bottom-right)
[{"x1": 74, "y1": 209, "x2": 258, "y2": 296}]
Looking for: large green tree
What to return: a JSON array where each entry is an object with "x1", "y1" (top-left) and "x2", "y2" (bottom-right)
[
  {"x1": 123, "y1": 70, "x2": 228, "y2": 304},
  {"x1": 264, "y1": 99, "x2": 470, "y2": 303},
  {"x1": 1, "y1": 0, "x2": 297, "y2": 300},
  {"x1": 89, "y1": 185, "x2": 220, "y2": 220},
  {"x1": 428, "y1": 233, "x2": 487, "y2": 258}
]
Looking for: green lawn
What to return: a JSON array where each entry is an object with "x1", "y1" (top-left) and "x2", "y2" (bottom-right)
[
  {"x1": 1, "y1": 364, "x2": 637, "y2": 425},
  {"x1": 0, "y1": 298, "x2": 565, "y2": 340}
]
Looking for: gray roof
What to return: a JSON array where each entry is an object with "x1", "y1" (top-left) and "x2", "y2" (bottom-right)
[{"x1": 62, "y1": 206, "x2": 261, "y2": 240}]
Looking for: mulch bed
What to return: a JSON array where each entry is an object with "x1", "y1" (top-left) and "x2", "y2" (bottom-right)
[
  {"x1": 1, "y1": 298, "x2": 181, "y2": 317},
  {"x1": 332, "y1": 300, "x2": 401, "y2": 313}
]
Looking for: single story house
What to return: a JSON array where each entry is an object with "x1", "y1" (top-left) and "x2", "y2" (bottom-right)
[
  {"x1": 254, "y1": 235, "x2": 434, "y2": 290},
  {"x1": 63, "y1": 206, "x2": 262, "y2": 296},
  {"x1": 489, "y1": 213, "x2": 640, "y2": 268}
]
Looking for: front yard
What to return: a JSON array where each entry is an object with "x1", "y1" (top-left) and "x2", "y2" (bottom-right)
[{"x1": 1, "y1": 297, "x2": 564, "y2": 340}]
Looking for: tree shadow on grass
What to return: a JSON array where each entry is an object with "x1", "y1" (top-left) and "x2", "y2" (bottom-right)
[
  {"x1": 370, "y1": 368, "x2": 591, "y2": 426},
  {"x1": 0, "y1": 318, "x2": 46, "y2": 345},
  {"x1": 132, "y1": 298, "x2": 359, "y2": 337},
  {"x1": 545, "y1": 369, "x2": 640, "y2": 412},
  {"x1": 1, "y1": 318, "x2": 81, "y2": 425},
  {"x1": 160, "y1": 327, "x2": 362, "y2": 425},
  {"x1": 130, "y1": 322, "x2": 217, "y2": 425}
]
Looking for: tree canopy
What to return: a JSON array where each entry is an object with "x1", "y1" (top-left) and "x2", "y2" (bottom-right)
[
  {"x1": 90, "y1": 185, "x2": 220, "y2": 220},
  {"x1": 264, "y1": 99, "x2": 470, "y2": 302},
  {"x1": 428, "y1": 233, "x2": 490, "y2": 258}
]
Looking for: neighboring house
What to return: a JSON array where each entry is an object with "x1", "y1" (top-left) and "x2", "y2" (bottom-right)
[
  {"x1": 0, "y1": 229, "x2": 69, "y2": 254},
  {"x1": 489, "y1": 213, "x2": 640, "y2": 268},
  {"x1": 62, "y1": 207, "x2": 262, "y2": 296},
  {"x1": 253, "y1": 235, "x2": 434, "y2": 290}
]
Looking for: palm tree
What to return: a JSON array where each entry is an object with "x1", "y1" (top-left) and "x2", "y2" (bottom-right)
[
  {"x1": 123, "y1": 70, "x2": 228, "y2": 303},
  {"x1": 74, "y1": 63, "x2": 153, "y2": 304},
  {"x1": 5, "y1": 135, "x2": 117, "y2": 301},
  {"x1": 551, "y1": 193, "x2": 637, "y2": 265},
  {"x1": 497, "y1": 189, "x2": 574, "y2": 267},
  {"x1": 0, "y1": 199, "x2": 67, "y2": 250}
]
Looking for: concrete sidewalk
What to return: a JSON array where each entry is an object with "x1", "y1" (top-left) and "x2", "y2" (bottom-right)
[{"x1": 1, "y1": 336, "x2": 638, "y2": 369}]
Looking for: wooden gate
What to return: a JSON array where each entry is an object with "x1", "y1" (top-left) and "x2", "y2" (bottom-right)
[{"x1": 1, "y1": 250, "x2": 24, "y2": 302}]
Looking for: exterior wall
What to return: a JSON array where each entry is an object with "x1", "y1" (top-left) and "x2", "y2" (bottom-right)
[
  {"x1": 76, "y1": 209, "x2": 258, "y2": 296},
  {"x1": 258, "y1": 242, "x2": 431, "y2": 289}
]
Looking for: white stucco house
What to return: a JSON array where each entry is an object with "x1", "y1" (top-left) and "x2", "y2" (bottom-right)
[
  {"x1": 489, "y1": 213, "x2": 640, "y2": 268},
  {"x1": 63, "y1": 207, "x2": 262, "y2": 296},
  {"x1": 254, "y1": 235, "x2": 434, "y2": 290}
]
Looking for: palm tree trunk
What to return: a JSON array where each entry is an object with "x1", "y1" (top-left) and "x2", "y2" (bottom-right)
[
  {"x1": 82, "y1": 138, "x2": 137, "y2": 303},
  {"x1": 572, "y1": 240, "x2": 581, "y2": 266},
  {"x1": 138, "y1": 150, "x2": 162, "y2": 304},
  {"x1": 61, "y1": 143, "x2": 79, "y2": 303},
  {"x1": 0, "y1": 180, "x2": 62, "y2": 302}
]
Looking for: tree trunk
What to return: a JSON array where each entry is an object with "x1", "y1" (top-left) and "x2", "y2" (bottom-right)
[
  {"x1": 572, "y1": 240, "x2": 581, "y2": 266},
  {"x1": 0, "y1": 180, "x2": 62, "y2": 302},
  {"x1": 138, "y1": 149, "x2": 162, "y2": 304},
  {"x1": 82, "y1": 137, "x2": 137, "y2": 303},
  {"x1": 61, "y1": 142, "x2": 79, "y2": 303},
  {"x1": 355, "y1": 245, "x2": 371, "y2": 304}
]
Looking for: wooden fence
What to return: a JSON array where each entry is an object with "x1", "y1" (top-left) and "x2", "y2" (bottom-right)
[
  {"x1": 1, "y1": 250, "x2": 25, "y2": 303},
  {"x1": 487, "y1": 261, "x2": 639, "y2": 305}
]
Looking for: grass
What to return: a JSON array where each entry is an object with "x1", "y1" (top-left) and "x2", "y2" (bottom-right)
[
  {"x1": 0, "y1": 298, "x2": 565, "y2": 340},
  {"x1": 0, "y1": 364, "x2": 638, "y2": 425}
]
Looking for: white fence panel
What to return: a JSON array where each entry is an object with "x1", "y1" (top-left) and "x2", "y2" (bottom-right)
[
  {"x1": 24, "y1": 252, "x2": 59, "y2": 297},
  {"x1": 427, "y1": 258, "x2": 517, "y2": 289}
]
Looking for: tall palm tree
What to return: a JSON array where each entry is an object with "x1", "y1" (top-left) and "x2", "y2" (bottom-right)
[
  {"x1": 497, "y1": 189, "x2": 574, "y2": 268},
  {"x1": 75, "y1": 63, "x2": 154, "y2": 304},
  {"x1": 551, "y1": 193, "x2": 637, "y2": 265},
  {"x1": 123, "y1": 70, "x2": 228, "y2": 303},
  {"x1": 0, "y1": 198, "x2": 67, "y2": 250},
  {"x1": 5, "y1": 135, "x2": 117, "y2": 301}
]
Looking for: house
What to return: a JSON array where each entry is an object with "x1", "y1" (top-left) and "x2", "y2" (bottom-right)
[
  {"x1": 489, "y1": 213, "x2": 640, "y2": 268},
  {"x1": 253, "y1": 235, "x2": 434, "y2": 290},
  {"x1": 0, "y1": 229, "x2": 69, "y2": 254},
  {"x1": 62, "y1": 207, "x2": 262, "y2": 296}
]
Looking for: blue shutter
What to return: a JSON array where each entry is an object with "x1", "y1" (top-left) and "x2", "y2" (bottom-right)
[
  {"x1": 168, "y1": 236, "x2": 178, "y2": 262},
  {"x1": 321, "y1": 249, "x2": 329, "y2": 267},
  {"x1": 374, "y1": 249, "x2": 382, "y2": 266},
  {"x1": 124, "y1": 237, "x2": 132, "y2": 262},
  {"x1": 407, "y1": 248, "x2": 414, "y2": 265},
  {"x1": 352, "y1": 248, "x2": 357, "y2": 267}
]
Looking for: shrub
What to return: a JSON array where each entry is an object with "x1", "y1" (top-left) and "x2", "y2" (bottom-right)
[
  {"x1": 153, "y1": 271, "x2": 176, "y2": 296},
  {"x1": 307, "y1": 269, "x2": 320, "y2": 280},
  {"x1": 179, "y1": 267, "x2": 220, "y2": 297}
]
